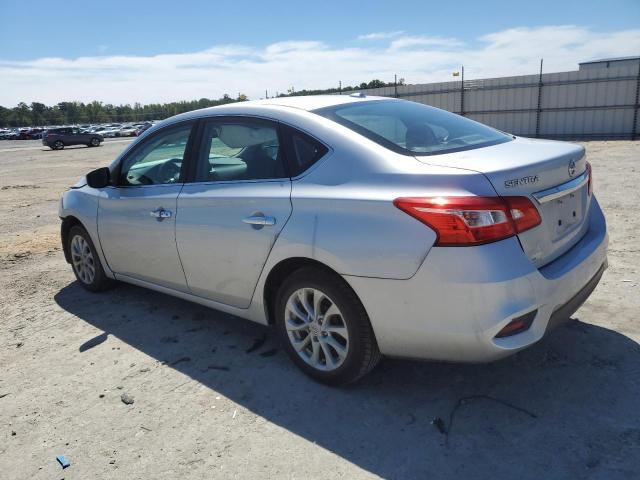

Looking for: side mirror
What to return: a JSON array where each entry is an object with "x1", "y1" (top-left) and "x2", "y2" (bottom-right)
[{"x1": 86, "y1": 167, "x2": 111, "y2": 188}]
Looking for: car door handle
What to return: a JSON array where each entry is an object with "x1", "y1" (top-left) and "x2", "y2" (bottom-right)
[
  {"x1": 150, "y1": 208, "x2": 172, "y2": 220},
  {"x1": 242, "y1": 214, "x2": 276, "y2": 226}
]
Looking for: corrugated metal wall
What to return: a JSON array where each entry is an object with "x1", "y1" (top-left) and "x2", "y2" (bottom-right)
[{"x1": 338, "y1": 64, "x2": 640, "y2": 140}]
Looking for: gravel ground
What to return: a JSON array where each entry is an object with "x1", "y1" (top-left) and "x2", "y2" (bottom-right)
[{"x1": 0, "y1": 139, "x2": 639, "y2": 479}]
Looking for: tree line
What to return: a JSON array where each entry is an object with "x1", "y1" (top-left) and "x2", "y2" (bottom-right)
[
  {"x1": 0, "y1": 95, "x2": 247, "y2": 128},
  {"x1": 0, "y1": 79, "x2": 403, "y2": 128}
]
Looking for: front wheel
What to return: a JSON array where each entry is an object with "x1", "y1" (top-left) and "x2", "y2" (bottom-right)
[
  {"x1": 275, "y1": 267, "x2": 381, "y2": 385},
  {"x1": 68, "y1": 225, "x2": 115, "y2": 292},
  {"x1": 89, "y1": 137, "x2": 100, "y2": 147}
]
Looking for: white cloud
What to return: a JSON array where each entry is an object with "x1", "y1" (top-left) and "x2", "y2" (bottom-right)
[
  {"x1": 1, "y1": 25, "x2": 639, "y2": 106},
  {"x1": 357, "y1": 31, "x2": 405, "y2": 40},
  {"x1": 389, "y1": 35, "x2": 463, "y2": 50}
]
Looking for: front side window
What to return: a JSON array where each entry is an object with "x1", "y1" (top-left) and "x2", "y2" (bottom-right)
[
  {"x1": 195, "y1": 118, "x2": 286, "y2": 182},
  {"x1": 118, "y1": 123, "x2": 192, "y2": 186},
  {"x1": 314, "y1": 100, "x2": 512, "y2": 156}
]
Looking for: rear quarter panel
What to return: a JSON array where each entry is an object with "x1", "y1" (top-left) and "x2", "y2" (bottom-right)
[{"x1": 271, "y1": 134, "x2": 500, "y2": 280}]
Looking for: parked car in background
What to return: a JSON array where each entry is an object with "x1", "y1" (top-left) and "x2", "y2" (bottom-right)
[
  {"x1": 26, "y1": 128, "x2": 44, "y2": 139},
  {"x1": 118, "y1": 126, "x2": 138, "y2": 137},
  {"x1": 134, "y1": 123, "x2": 154, "y2": 136},
  {"x1": 43, "y1": 127, "x2": 103, "y2": 150},
  {"x1": 60, "y1": 95, "x2": 607, "y2": 385},
  {"x1": 7, "y1": 129, "x2": 21, "y2": 140},
  {"x1": 93, "y1": 127, "x2": 119, "y2": 138}
]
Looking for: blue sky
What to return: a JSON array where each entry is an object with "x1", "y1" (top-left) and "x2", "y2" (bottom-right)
[{"x1": 1, "y1": 0, "x2": 639, "y2": 105}]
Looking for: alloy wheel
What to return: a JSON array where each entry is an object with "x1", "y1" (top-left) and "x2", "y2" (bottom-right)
[
  {"x1": 71, "y1": 234, "x2": 95, "y2": 285},
  {"x1": 284, "y1": 288, "x2": 349, "y2": 371}
]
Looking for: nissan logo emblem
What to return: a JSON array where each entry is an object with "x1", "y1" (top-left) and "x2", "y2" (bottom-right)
[{"x1": 568, "y1": 159, "x2": 576, "y2": 177}]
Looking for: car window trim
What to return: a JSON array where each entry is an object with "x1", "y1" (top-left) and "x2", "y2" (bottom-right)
[
  {"x1": 185, "y1": 115, "x2": 291, "y2": 185},
  {"x1": 112, "y1": 119, "x2": 198, "y2": 188}
]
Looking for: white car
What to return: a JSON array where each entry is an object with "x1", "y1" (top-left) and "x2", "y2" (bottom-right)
[
  {"x1": 95, "y1": 128, "x2": 120, "y2": 138},
  {"x1": 118, "y1": 126, "x2": 138, "y2": 137}
]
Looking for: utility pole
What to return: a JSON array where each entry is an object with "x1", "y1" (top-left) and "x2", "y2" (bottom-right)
[
  {"x1": 536, "y1": 59, "x2": 544, "y2": 138},
  {"x1": 633, "y1": 60, "x2": 640, "y2": 140},
  {"x1": 460, "y1": 66, "x2": 465, "y2": 116},
  {"x1": 265, "y1": 90, "x2": 268, "y2": 99},
  {"x1": 339, "y1": 80, "x2": 342, "y2": 95}
]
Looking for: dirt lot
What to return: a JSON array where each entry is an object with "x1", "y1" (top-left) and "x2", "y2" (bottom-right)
[{"x1": 1, "y1": 139, "x2": 639, "y2": 479}]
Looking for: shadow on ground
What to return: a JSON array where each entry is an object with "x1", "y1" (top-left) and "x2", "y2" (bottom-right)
[{"x1": 55, "y1": 281, "x2": 640, "y2": 479}]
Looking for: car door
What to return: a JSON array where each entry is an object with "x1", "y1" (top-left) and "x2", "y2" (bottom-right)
[
  {"x1": 76, "y1": 127, "x2": 91, "y2": 144},
  {"x1": 98, "y1": 121, "x2": 196, "y2": 292},
  {"x1": 176, "y1": 116, "x2": 292, "y2": 308},
  {"x1": 57, "y1": 127, "x2": 71, "y2": 144},
  {"x1": 69, "y1": 127, "x2": 82, "y2": 145}
]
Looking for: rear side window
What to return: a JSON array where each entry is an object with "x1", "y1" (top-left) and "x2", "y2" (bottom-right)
[
  {"x1": 314, "y1": 100, "x2": 511, "y2": 156},
  {"x1": 194, "y1": 118, "x2": 287, "y2": 182},
  {"x1": 281, "y1": 125, "x2": 328, "y2": 176}
]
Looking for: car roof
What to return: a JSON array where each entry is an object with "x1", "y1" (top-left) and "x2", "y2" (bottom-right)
[
  {"x1": 152, "y1": 94, "x2": 399, "y2": 130},
  {"x1": 249, "y1": 94, "x2": 385, "y2": 111},
  {"x1": 165, "y1": 94, "x2": 392, "y2": 125}
]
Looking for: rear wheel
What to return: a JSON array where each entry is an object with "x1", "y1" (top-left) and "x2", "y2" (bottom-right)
[
  {"x1": 68, "y1": 225, "x2": 115, "y2": 292},
  {"x1": 53, "y1": 140, "x2": 64, "y2": 150},
  {"x1": 275, "y1": 267, "x2": 381, "y2": 385}
]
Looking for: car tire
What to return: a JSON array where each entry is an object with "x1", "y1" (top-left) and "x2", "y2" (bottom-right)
[
  {"x1": 89, "y1": 138, "x2": 100, "y2": 147},
  {"x1": 53, "y1": 140, "x2": 64, "y2": 150},
  {"x1": 275, "y1": 266, "x2": 381, "y2": 385},
  {"x1": 67, "y1": 225, "x2": 116, "y2": 292}
]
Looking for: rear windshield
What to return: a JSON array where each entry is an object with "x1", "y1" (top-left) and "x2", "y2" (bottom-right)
[{"x1": 314, "y1": 100, "x2": 512, "y2": 156}]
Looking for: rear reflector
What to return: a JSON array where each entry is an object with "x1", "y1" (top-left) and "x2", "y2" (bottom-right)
[
  {"x1": 393, "y1": 196, "x2": 541, "y2": 246},
  {"x1": 495, "y1": 310, "x2": 537, "y2": 338}
]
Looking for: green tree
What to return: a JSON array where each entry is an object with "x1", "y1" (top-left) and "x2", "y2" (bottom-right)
[
  {"x1": 30, "y1": 102, "x2": 47, "y2": 125},
  {"x1": 10, "y1": 103, "x2": 31, "y2": 126},
  {"x1": 0, "y1": 94, "x2": 248, "y2": 127}
]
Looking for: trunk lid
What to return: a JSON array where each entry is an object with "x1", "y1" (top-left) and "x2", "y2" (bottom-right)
[{"x1": 416, "y1": 137, "x2": 591, "y2": 267}]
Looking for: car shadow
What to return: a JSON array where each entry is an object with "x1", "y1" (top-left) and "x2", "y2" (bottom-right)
[{"x1": 54, "y1": 281, "x2": 640, "y2": 479}]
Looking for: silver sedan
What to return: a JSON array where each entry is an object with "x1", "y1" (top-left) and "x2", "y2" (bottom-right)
[{"x1": 59, "y1": 95, "x2": 608, "y2": 384}]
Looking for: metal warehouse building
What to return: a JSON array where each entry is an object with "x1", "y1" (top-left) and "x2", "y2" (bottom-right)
[{"x1": 348, "y1": 57, "x2": 640, "y2": 140}]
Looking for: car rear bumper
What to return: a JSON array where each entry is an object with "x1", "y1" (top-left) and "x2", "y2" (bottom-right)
[{"x1": 344, "y1": 196, "x2": 608, "y2": 362}]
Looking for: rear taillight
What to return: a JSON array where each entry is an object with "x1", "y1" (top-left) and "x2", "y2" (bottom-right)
[
  {"x1": 586, "y1": 161, "x2": 592, "y2": 196},
  {"x1": 393, "y1": 196, "x2": 541, "y2": 246},
  {"x1": 504, "y1": 196, "x2": 542, "y2": 233}
]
